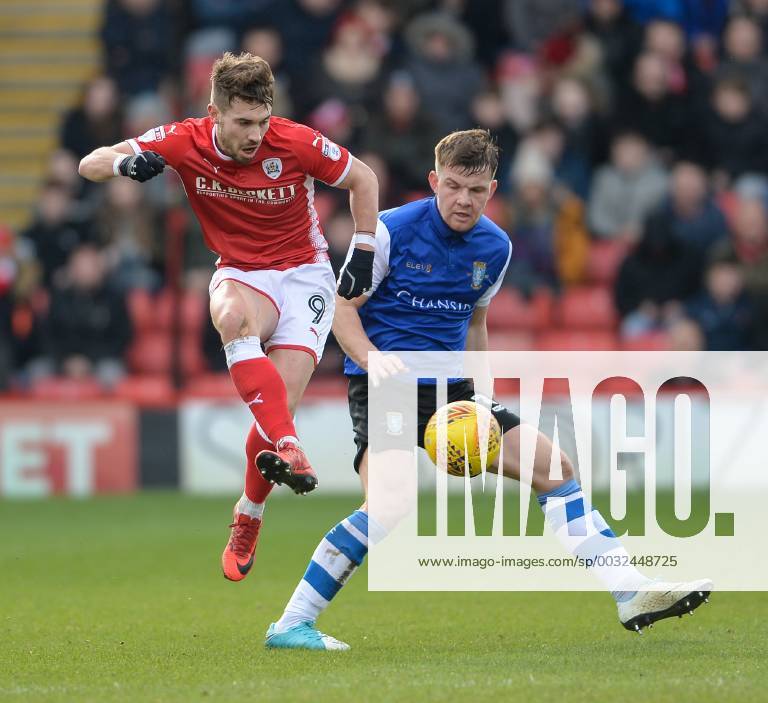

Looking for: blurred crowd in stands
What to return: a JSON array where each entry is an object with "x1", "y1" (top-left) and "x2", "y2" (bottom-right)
[{"x1": 2, "y1": 0, "x2": 768, "y2": 398}]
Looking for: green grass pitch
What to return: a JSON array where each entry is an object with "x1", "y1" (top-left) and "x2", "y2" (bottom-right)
[{"x1": 0, "y1": 492, "x2": 764, "y2": 702}]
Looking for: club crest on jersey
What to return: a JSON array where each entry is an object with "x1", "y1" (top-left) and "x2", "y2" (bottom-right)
[
  {"x1": 471, "y1": 261, "x2": 487, "y2": 289},
  {"x1": 262, "y1": 158, "x2": 282, "y2": 180}
]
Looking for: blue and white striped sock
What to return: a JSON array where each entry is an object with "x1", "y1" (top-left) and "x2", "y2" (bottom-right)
[
  {"x1": 537, "y1": 479, "x2": 647, "y2": 600},
  {"x1": 275, "y1": 510, "x2": 384, "y2": 631}
]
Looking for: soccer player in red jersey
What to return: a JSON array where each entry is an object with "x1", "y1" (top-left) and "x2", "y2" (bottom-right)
[{"x1": 79, "y1": 53, "x2": 379, "y2": 581}]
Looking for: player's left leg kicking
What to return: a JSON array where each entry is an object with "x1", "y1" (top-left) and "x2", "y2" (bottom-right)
[
  {"x1": 266, "y1": 394, "x2": 712, "y2": 649},
  {"x1": 212, "y1": 264, "x2": 333, "y2": 582}
]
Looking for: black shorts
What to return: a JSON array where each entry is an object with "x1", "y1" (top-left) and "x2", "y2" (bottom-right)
[{"x1": 346, "y1": 374, "x2": 521, "y2": 472}]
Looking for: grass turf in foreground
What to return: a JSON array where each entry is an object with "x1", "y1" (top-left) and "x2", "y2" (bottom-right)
[{"x1": 0, "y1": 492, "x2": 763, "y2": 703}]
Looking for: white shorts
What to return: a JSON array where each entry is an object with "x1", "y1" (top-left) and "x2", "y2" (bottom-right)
[{"x1": 209, "y1": 262, "x2": 336, "y2": 365}]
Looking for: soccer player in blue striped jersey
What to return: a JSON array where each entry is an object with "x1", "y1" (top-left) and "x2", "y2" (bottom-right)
[{"x1": 264, "y1": 130, "x2": 712, "y2": 651}]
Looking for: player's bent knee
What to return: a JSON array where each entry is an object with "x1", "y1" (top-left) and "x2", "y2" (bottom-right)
[{"x1": 213, "y1": 306, "x2": 247, "y2": 343}]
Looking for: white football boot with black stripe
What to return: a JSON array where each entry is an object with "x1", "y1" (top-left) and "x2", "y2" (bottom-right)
[{"x1": 618, "y1": 579, "x2": 713, "y2": 633}]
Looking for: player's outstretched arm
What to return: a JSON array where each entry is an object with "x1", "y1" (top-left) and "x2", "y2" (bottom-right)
[
  {"x1": 335, "y1": 157, "x2": 379, "y2": 299},
  {"x1": 333, "y1": 295, "x2": 406, "y2": 385},
  {"x1": 332, "y1": 295, "x2": 376, "y2": 370},
  {"x1": 465, "y1": 306, "x2": 489, "y2": 352},
  {"x1": 78, "y1": 142, "x2": 165, "y2": 183},
  {"x1": 464, "y1": 305, "x2": 494, "y2": 395}
]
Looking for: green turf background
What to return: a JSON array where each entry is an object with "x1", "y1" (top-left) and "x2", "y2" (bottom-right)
[{"x1": 0, "y1": 493, "x2": 764, "y2": 702}]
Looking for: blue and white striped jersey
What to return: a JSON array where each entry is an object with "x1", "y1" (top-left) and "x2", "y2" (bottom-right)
[{"x1": 343, "y1": 197, "x2": 512, "y2": 375}]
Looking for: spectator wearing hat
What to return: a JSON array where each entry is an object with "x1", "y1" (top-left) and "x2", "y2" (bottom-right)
[
  {"x1": 403, "y1": 11, "x2": 485, "y2": 133},
  {"x1": 506, "y1": 145, "x2": 589, "y2": 294}
]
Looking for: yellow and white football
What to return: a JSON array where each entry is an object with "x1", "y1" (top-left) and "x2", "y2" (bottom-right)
[{"x1": 423, "y1": 400, "x2": 502, "y2": 477}]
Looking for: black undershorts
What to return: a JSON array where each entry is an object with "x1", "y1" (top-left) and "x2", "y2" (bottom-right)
[{"x1": 346, "y1": 374, "x2": 521, "y2": 472}]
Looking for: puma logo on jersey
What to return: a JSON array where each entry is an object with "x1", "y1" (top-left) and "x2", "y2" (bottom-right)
[{"x1": 168, "y1": 124, "x2": 177, "y2": 134}]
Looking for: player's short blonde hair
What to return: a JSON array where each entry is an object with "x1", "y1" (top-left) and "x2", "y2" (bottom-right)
[
  {"x1": 435, "y1": 129, "x2": 499, "y2": 177},
  {"x1": 210, "y1": 52, "x2": 274, "y2": 110}
]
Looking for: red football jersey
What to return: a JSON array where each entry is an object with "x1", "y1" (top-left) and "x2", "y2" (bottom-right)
[{"x1": 128, "y1": 116, "x2": 352, "y2": 270}]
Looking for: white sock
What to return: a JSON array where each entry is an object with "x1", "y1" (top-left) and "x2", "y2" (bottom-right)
[
  {"x1": 276, "y1": 435, "x2": 300, "y2": 450},
  {"x1": 537, "y1": 479, "x2": 647, "y2": 598},
  {"x1": 275, "y1": 510, "x2": 386, "y2": 631},
  {"x1": 235, "y1": 493, "x2": 265, "y2": 520}
]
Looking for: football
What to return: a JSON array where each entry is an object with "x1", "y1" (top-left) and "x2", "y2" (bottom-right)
[{"x1": 423, "y1": 400, "x2": 502, "y2": 477}]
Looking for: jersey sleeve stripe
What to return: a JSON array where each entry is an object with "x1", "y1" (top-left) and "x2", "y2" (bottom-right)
[
  {"x1": 328, "y1": 151, "x2": 353, "y2": 187},
  {"x1": 126, "y1": 138, "x2": 142, "y2": 155},
  {"x1": 476, "y1": 239, "x2": 512, "y2": 307}
]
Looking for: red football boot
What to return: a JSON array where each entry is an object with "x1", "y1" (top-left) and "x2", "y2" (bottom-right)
[
  {"x1": 222, "y1": 512, "x2": 262, "y2": 581},
  {"x1": 256, "y1": 441, "x2": 318, "y2": 495}
]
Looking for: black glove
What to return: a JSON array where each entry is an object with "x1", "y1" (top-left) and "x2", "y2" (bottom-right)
[
  {"x1": 118, "y1": 151, "x2": 166, "y2": 182},
  {"x1": 337, "y1": 247, "x2": 375, "y2": 299}
]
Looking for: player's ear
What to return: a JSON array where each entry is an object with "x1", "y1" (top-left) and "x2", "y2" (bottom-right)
[
  {"x1": 207, "y1": 102, "x2": 219, "y2": 122},
  {"x1": 488, "y1": 179, "x2": 498, "y2": 199},
  {"x1": 428, "y1": 170, "x2": 439, "y2": 194}
]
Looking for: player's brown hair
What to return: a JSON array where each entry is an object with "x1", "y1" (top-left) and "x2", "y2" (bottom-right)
[
  {"x1": 210, "y1": 52, "x2": 275, "y2": 110},
  {"x1": 434, "y1": 129, "x2": 499, "y2": 177}
]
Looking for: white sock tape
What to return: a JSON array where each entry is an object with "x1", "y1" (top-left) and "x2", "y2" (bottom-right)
[
  {"x1": 113, "y1": 155, "x2": 126, "y2": 176},
  {"x1": 224, "y1": 336, "x2": 264, "y2": 368},
  {"x1": 353, "y1": 232, "x2": 376, "y2": 247}
]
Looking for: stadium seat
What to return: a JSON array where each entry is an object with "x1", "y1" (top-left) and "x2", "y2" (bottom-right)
[
  {"x1": 127, "y1": 331, "x2": 172, "y2": 375},
  {"x1": 403, "y1": 190, "x2": 430, "y2": 203},
  {"x1": 181, "y1": 289, "x2": 206, "y2": 334},
  {"x1": 586, "y1": 239, "x2": 630, "y2": 285},
  {"x1": 557, "y1": 285, "x2": 618, "y2": 330},
  {"x1": 536, "y1": 330, "x2": 619, "y2": 350},
  {"x1": 127, "y1": 289, "x2": 154, "y2": 333},
  {"x1": 487, "y1": 330, "x2": 534, "y2": 350},
  {"x1": 180, "y1": 330, "x2": 207, "y2": 377},
  {"x1": 129, "y1": 287, "x2": 209, "y2": 338},
  {"x1": 127, "y1": 288, "x2": 174, "y2": 332},
  {"x1": 302, "y1": 376, "x2": 348, "y2": 400},
  {"x1": 183, "y1": 372, "x2": 236, "y2": 399},
  {"x1": 29, "y1": 376, "x2": 105, "y2": 400},
  {"x1": 112, "y1": 375, "x2": 176, "y2": 406},
  {"x1": 482, "y1": 198, "x2": 509, "y2": 229},
  {"x1": 620, "y1": 332, "x2": 669, "y2": 351},
  {"x1": 153, "y1": 289, "x2": 175, "y2": 330},
  {"x1": 486, "y1": 288, "x2": 553, "y2": 331}
]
